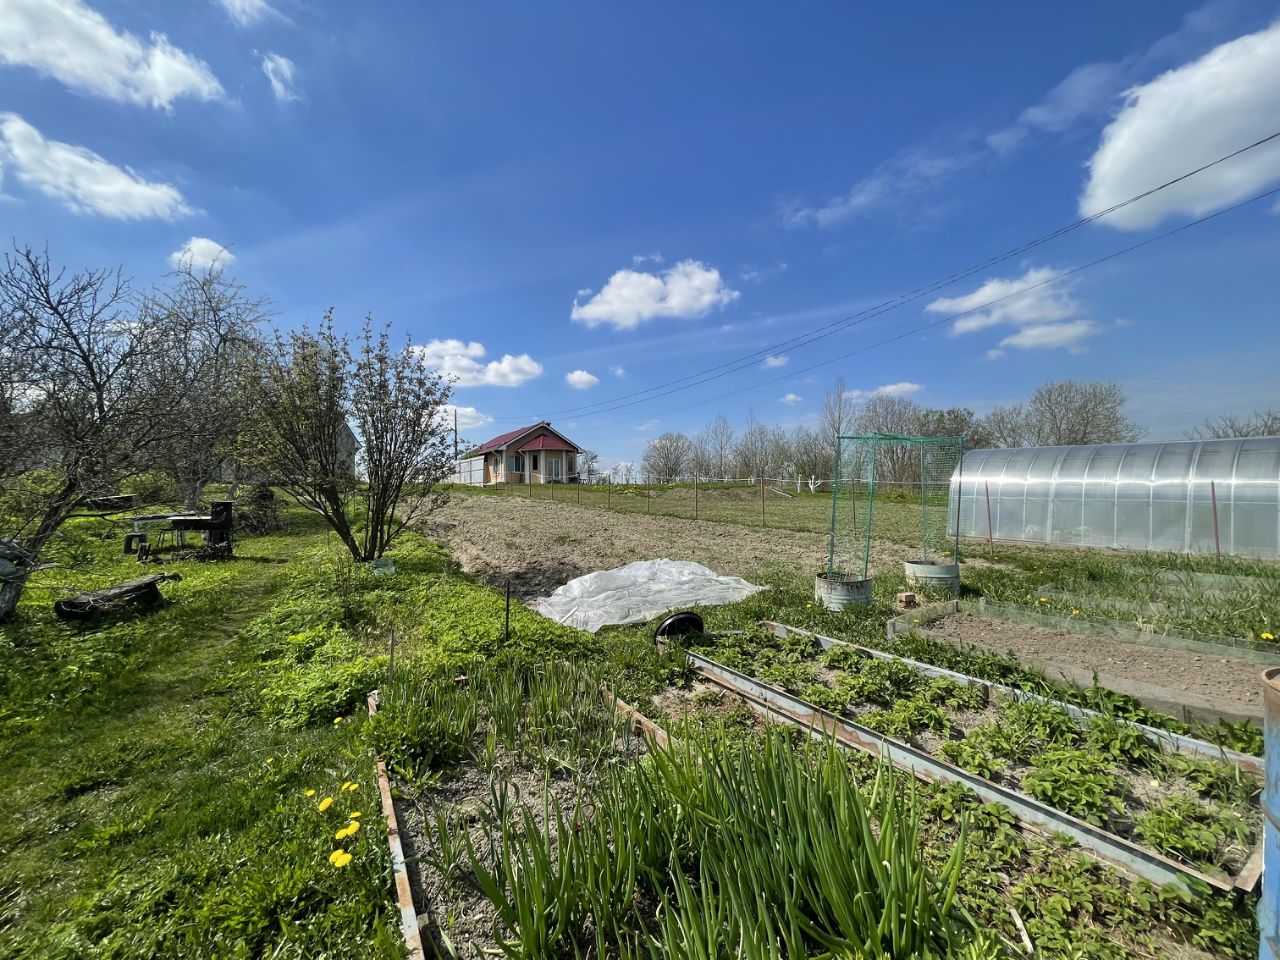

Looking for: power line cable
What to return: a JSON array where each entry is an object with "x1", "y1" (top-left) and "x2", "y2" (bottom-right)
[
  {"x1": 565, "y1": 182, "x2": 1280, "y2": 437},
  {"x1": 483, "y1": 127, "x2": 1280, "y2": 426}
]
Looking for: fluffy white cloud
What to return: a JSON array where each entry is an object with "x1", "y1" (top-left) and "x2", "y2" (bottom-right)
[
  {"x1": 612, "y1": 366, "x2": 625, "y2": 377},
  {"x1": 442, "y1": 403, "x2": 493, "y2": 431},
  {"x1": 778, "y1": 392, "x2": 802, "y2": 406},
  {"x1": 1081, "y1": 22, "x2": 1280, "y2": 230},
  {"x1": 412, "y1": 339, "x2": 542, "y2": 388},
  {"x1": 844, "y1": 382, "x2": 923, "y2": 400},
  {"x1": 169, "y1": 237, "x2": 233, "y2": 270},
  {"x1": 0, "y1": 113, "x2": 190, "y2": 219},
  {"x1": 262, "y1": 52, "x2": 298, "y2": 102},
  {"x1": 217, "y1": 0, "x2": 275, "y2": 27},
  {"x1": 571, "y1": 260, "x2": 740, "y2": 330},
  {"x1": 632, "y1": 252, "x2": 663, "y2": 265},
  {"x1": 997, "y1": 320, "x2": 1100, "y2": 353},
  {"x1": 565, "y1": 369, "x2": 600, "y2": 390},
  {"x1": 926, "y1": 266, "x2": 1078, "y2": 335},
  {"x1": 0, "y1": 0, "x2": 222, "y2": 109},
  {"x1": 762, "y1": 354, "x2": 789, "y2": 368}
]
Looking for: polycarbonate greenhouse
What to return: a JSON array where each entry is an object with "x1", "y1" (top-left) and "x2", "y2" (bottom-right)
[{"x1": 951, "y1": 437, "x2": 1280, "y2": 560}]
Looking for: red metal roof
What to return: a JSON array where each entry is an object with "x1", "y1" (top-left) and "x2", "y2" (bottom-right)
[
  {"x1": 471, "y1": 423, "x2": 542, "y2": 455},
  {"x1": 518, "y1": 434, "x2": 576, "y2": 452}
]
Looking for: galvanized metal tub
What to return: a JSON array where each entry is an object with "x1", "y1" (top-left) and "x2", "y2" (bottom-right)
[
  {"x1": 903, "y1": 561, "x2": 961, "y2": 594},
  {"x1": 815, "y1": 573, "x2": 873, "y2": 610},
  {"x1": 1260, "y1": 667, "x2": 1280, "y2": 960}
]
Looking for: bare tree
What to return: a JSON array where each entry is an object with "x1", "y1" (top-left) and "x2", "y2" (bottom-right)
[
  {"x1": 789, "y1": 425, "x2": 829, "y2": 482},
  {"x1": 242, "y1": 314, "x2": 453, "y2": 562},
  {"x1": 578, "y1": 449, "x2": 599, "y2": 482},
  {"x1": 150, "y1": 264, "x2": 267, "y2": 509},
  {"x1": 1186, "y1": 409, "x2": 1280, "y2": 440},
  {"x1": 820, "y1": 376, "x2": 857, "y2": 439},
  {"x1": 703, "y1": 413, "x2": 735, "y2": 477},
  {"x1": 642, "y1": 432, "x2": 693, "y2": 482},
  {"x1": 0, "y1": 246, "x2": 201, "y2": 619},
  {"x1": 978, "y1": 381, "x2": 1141, "y2": 448}
]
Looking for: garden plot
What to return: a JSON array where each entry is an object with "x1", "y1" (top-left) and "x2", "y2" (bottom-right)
[
  {"x1": 909, "y1": 606, "x2": 1265, "y2": 721},
  {"x1": 372, "y1": 659, "x2": 1002, "y2": 959},
  {"x1": 686, "y1": 626, "x2": 1262, "y2": 886}
]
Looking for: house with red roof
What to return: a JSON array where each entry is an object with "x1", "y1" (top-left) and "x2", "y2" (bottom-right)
[{"x1": 451, "y1": 422, "x2": 585, "y2": 485}]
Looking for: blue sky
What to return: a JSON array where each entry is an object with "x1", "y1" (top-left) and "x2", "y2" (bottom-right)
[{"x1": 3, "y1": 0, "x2": 1280, "y2": 469}]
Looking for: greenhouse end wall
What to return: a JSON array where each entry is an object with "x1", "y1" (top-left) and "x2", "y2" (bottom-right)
[{"x1": 950, "y1": 437, "x2": 1280, "y2": 560}]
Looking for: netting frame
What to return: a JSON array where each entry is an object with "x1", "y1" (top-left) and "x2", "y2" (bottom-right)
[{"x1": 827, "y1": 433, "x2": 966, "y2": 579}]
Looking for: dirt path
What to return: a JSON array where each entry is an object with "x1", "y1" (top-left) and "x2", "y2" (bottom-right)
[
  {"x1": 424, "y1": 494, "x2": 916, "y2": 597},
  {"x1": 926, "y1": 612, "x2": 1263, "y2": 721}
]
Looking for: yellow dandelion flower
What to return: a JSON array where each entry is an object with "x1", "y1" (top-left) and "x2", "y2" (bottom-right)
[
  {"x1": 328, "y1": 849, "x2": 352, "y2": 868},
  {"x1": 335, "y1": 820, "x2": 361, "y2": 840},
  {"x1": 317, "y1": 796, "x2": 334, "y2": 812},
  {"x1": 333, "y1": 717, "x2": 345, "y2": 725},
  {"x1": 1263, "y1": 632, "x2": 1276, "y2": 641},
  {"x1": 1072, "y1": 609, "x2": 1080, "y2": 616},
  {"x1": 349, "y1": 811, "x2": 362, "y2": 818},
  {"x1": 304, "y1": 789, "x2": 316, "y2": 797},
  {"x1": 266, "y1": 757, "x2": 274, "y2": 764},
  {"x1": 1038, "y1": 597, "x2": 1048, "y2": 603},
  {"x1": 341, "y1": 781, "x2": 358, "y2": 792}
]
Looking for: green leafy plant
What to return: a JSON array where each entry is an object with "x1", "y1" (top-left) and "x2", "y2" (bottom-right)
[
  {"x1": 1135, "y1": 795, "x2": 1243, "y2": 867},
  {"x1": 1022, "y1": 749, "x2": 1124, "y2": 826},
  {"x1": 939, "y1": 739, "x2": 1005, "y2": 781}
]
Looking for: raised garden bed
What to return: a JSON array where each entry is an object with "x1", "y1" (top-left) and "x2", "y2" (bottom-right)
[
  {"x1": 684, "y1": 625, "x2": 1263, "y2": 890},
  {"x1": 888, "y1": 600, "x2": 1266, "y2": 724}
]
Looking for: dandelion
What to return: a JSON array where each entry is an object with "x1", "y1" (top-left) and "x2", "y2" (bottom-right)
[
  {"x1": 333, "y1": 717, "x2": 345, "y2": 725},
  {"x1": 1038, "y1": 597, "x2": 1048, "y2": 603},
  {"x1": 317, "y1": 796, "x2": 334, "y2": 812},
  {"x1": 266, "y1": 757, "x2": 274, "y2": 764},
  {"x1": 1072, "y1": 609, "x2": 1080, "y2": 616},
  {"x1": 349, "y1": 811, "x2": 362, "y2": 818},
  {"x1": 341, "y1": 781, "x2": 358, "y2": 792},
  {"x1": 1263, "y1": 632, "x2": 1276, "y2": 641},
  {"x1": 328, "y1": 849, "x2": 353, "y2": 868},
  {"x1": 335, "y1": 821, "x2": 361, "y2": 840},
  {"x1": 304, "y1": 789, "x2": 316, "y2": 797}
]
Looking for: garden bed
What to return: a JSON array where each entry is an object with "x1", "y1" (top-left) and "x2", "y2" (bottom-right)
[
  {"x1": 896, "y1": 602, "x2": 1265, "y2": 723},
  {"x1": 685, "y1": 626, "x2": 1263, "y2": 887}
]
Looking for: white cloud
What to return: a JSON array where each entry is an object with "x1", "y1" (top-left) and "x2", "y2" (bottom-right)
[
  {"x1": 442, "y1": 403, "x2": 493, "y2": 431},
  {"x1": 762, "y1": 354, "x2": 789, "y2": 368},
  {"x1": 565, "y1": 369, "x2": 600, "y2": 390},
  {"x1": 0, "y1": 112, "x2": 191, "y2": 219},
  {"x1": 412, "y1": 339, "x2": 543, "y2": 388},
  {"x1": 169, "y1": 237, "x2": 233, "y2": 270},
  {"x1": 634, "y1": 419, "x2": 658, "y2": 432},
  {"x1": 0, "y1": 0, "x2": 223, "y2": 109},
  {"x1": 926, "y1": 266, "x2": 1078, "y2": 335},
  {"x1": 740, "y1": 262, "x2": 788, "y2": 283},
  {"x1": 612, "y1": 366, "x2": 625, "y2": 377},
  {"x1": 1080, "y1": 22, "x2": 1280, "y2": 230},
  {"x1": 261, "y1": 52, "x2": 298, "y2": 103},
  {"x1": 571, "y1": 259, "x2": 740, "y2": 330},
  {"x1": 985, "y1": 349, "x2": 1006, "y2": 361},
  {"x1": 844, "y1": 382, "x2": 924, "y2": 400},
  {"x1": 632, "y1": 252, "x2": 663, "y2": 265},
  {"x1": 783, "y1": 146, "x2": 979, "y2": 228},
  {"x1": 997, "y1": 320, "x2": 1100, "y2": 353},
  {"x1": 217, "y1": 0, "x2": 275, "y2": 27},
  {"x1": 779, "y1": 392, "x2": 802, "y2": 406}
]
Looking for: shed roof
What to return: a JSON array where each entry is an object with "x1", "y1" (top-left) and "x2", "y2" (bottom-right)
[
  {"x1": 469, "y1": 422, "x2": 581, "y2": 456},
  {"x1": 471, "y1": 423, "x2": 542, "y2": 455}
]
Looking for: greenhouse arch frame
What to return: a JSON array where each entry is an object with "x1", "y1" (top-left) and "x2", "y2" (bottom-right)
[{"x1": 951, "y1": 437, "x2": 1280, "y2": 560}]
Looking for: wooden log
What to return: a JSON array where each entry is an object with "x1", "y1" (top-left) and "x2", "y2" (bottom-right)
[{"x1": 54, "y1": 573, "x2": 182, "y2": 621}]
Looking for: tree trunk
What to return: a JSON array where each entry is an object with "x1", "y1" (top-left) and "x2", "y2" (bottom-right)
[{"x1": 0, "y1": 543, "x2": 29, "y2": 623}]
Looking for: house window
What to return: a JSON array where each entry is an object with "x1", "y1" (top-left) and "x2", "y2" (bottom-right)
[{"x1": 531, "y1": 453, "x2": 540, "y2": 472}]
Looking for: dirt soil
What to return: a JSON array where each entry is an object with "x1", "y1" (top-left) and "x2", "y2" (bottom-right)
[
  {"x1": 926, "y1": 612, "x2": 1263, "y2": 718},
  {"x1": 425, "y1": 493, "x2": 917, "y2": 598}
]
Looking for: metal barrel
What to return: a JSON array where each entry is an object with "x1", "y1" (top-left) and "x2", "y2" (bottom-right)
[
  {"x1": 1262, "y1": 667, "x2": 1280, "y2": 960},
  {"x1": 815, "y1": 573, "x2": 873, "y2": 610},
  {"x1": 903, "y1": 561, "x2": 961, "y2": 595}
]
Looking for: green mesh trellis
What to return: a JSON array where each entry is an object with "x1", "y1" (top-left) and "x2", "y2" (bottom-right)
[{"x1": 827, "y1": 434, "x2": 965, "y2": 579}]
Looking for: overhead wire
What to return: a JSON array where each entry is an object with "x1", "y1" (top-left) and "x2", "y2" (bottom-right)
[
  {"x1": 564, "y1": 182, "x2": 1280, "y2": 436},
  {"x1": 481, "y1": 127, "x2": 1280, "y2": 426}
]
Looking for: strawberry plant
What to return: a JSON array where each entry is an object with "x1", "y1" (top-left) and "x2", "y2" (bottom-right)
[
  {"x1": 939, "y1": 739, "x2": 1005, "y2": 781},
  {"x1": 1022, "y1": 748, "x2": 1124, "y2": 826},
  {"x1": 1135, "y1": 794, "x2": 1245, "y2": 867},
  {"x1": 863, "y1": 696, "x2": 951, "y2": 740}
]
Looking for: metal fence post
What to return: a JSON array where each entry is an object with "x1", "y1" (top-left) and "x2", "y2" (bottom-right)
[
  {"x1": 760, "y1": 475, "x2": 766, "y2": 528},
  {"x1": 694, "y1": 472, "x2": 699, "y2": 520},
  {"x1": 607, "y1": 484, "x2": 611, "y2": 510}
]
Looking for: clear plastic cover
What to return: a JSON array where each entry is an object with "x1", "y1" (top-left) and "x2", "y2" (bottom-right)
[{"x1": 953, "y1": 437, "x2": 1280, "y2": 559}]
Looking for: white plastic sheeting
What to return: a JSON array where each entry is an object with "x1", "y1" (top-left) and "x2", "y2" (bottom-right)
[{"x1": 532, "y1": 559, "x2": 765, "y2": 633}]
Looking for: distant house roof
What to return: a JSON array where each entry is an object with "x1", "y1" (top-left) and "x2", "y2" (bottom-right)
[
  {"x1": 518, "y1": 434, "x2": 575, "y2": 452},
  {"x1": 469, "y1": 422, "x2": 582, "y2": 457}
]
